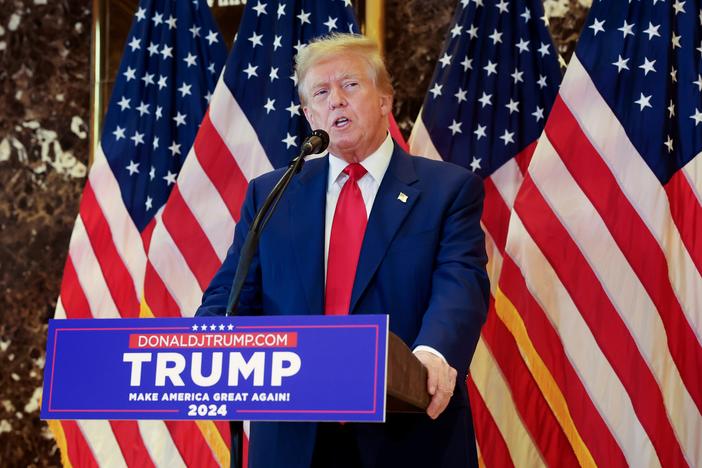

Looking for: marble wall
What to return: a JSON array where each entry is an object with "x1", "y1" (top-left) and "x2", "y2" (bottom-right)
[{"x1": 0, "y1": 1, "x2": 589, "y2": 465}]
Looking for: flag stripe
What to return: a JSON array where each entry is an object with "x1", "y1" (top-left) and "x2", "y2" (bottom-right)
[
  {"x1": 489, "y1": 159, "x2": 523, "y2": 210},
  {"x1": 481, "y1": 304, "x2": 580, "y2": 467},
  {"x1": 165, "y1": 421, "x2": 219, "y2": 468},
  {"x1": 665, "y1": 169, "x2": 702, "y2": 275},
  {"x1": 531, "y1": 132, "x2": 702, "y2": 464},
  {"x1": 498, "y1": 255, "x2": 628, "y2": 467},
  {"x1": 407, "y1": 115, "x2": 442, "y2": 161},
  {"x1": 467, "y1": 375, "x2": 515, "y2": 468},
  {"x1": 179, "y1": 145, "x2": 237, "y2": 260},
  {"x1": 60, "y1": 421, "x2": 99, "y2": 468},
  {"x1": 59, "y1": 257, "x2": 92, "y2": 318},
  {"x1": 142, "y1": 261, "x2": 182, "y2": 317},
  {"x1": 67, "y1": 217, "x2": 120, "y2": 318},
  {"x1": 148, "y1": 212, "x2": 204, "y2": 315},
  {"x1": 470, "y1": 338, "x2": 545, "y2": 467},
  {"x1": 505, "y1": 211, "x2": 661, "y2": 467},
  {"x1": 208, "y1": 82, "x2": 273, "y2": 182},
  {"x1": 193, "y1": 112, "x2": 248, "y2": 223},
  {"x1": 136, "y1": 420, "x2": 186, "y2": 467},
  {"x1": 109, "y1": 421, "x2": 156, "y2": 468},
  {"x1": 79, "y1": 183, "x2": 140, "y2": 316},
  {"x1": 682, "y1": 155, "x2": 702, "y2": 205},
  {"x1": 162, "y1": 187, "x2": 221, "y2": 291},
  {"x1": 515, "y1": 173, "x2": 687, "y2": 467},
  {"x1": 77, "y1": 420, "x2": 128, "y2": 468},
  {"x1": 559, "y1": 58, "x2": 702, "y2": 337},
  {"x1": 196, "y1": 420, "x2": 231, "y2": 468},
  {"x1": 547, "y1": 96, "x2": 702, "y2": 416},
  {"x1": 482, "y1": 178, "x2": 512, "y2": 255}
]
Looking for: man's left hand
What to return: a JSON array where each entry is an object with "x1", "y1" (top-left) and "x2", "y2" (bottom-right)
[{"x1": 414, "y1": 350, "x2": 457, "y2": 420}]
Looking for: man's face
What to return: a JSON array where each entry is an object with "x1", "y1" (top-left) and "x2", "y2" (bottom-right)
[{"x1": 302, "y1": 54, "x2": 392, "y2": 163}]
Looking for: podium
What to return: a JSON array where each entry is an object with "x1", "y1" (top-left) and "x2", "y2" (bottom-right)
[{"x1": 387, "y1": 332, "x2": 431, "y2": 412}]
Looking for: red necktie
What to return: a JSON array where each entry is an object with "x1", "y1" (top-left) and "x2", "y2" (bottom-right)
[{"x1": 325, "y1": 163, "x2": 368, "y2": 315}]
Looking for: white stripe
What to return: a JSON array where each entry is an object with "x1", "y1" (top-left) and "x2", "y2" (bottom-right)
[
  {"x1": 54, "y1": 297, "x2": 67, "y2": 319},
  {"x1": 77, "y1": 420, "x2": 127, "y2": 468},
  {"x1": 682, "y1": 153, "x2": 702, "y2": 209},
  {"x1": 89, "y1": 145, "x2": 146, "y2": 296},
  {"x1": 408, "y1": 114, "x2": 443, "y2": 161},
  {"x1": 531, "y1": 135, "x2": 701, "y2": 466},
  {"x1": 67, "y1": 217, "x2": 119, "y2": 318},
  {"x1": 560, "y1": 56, "x2": 702, "y2": 344},
  {"x1": 489, "y1": 159, "x2": 523, "y2": 210},
  {"x1": 482, "y1": 223, "x2": 502, "y2": 298},
  {"x1": 209, "y1": 77, "x2": 273, "y2": 182},
  {"x1": 470, "y1": 338, "x2": 545, "y2": 467},
  {"x1": 177, "y1": 146, "x2": 236, "y2": 261},
  {"x1": 505, "y1": 212, "x2": 660, "y2": 467},
  {"x1": 137, "y1": 420, "x2": 187, "y2": 468},
  {"x1": 148, "y1": 213, "x2": 203, "y2": 316}
]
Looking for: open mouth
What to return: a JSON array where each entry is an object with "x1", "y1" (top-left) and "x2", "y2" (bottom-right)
[{"x1": 333, "y1": 117, "x2": 350, "y2": 128}]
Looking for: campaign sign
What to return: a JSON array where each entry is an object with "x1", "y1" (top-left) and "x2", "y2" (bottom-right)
[{"x1": 41, "y1": 315, "x2": 388, "y2": 422}]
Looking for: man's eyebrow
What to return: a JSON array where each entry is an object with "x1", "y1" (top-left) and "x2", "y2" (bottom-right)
[{"x1": 309, "y1": 72, "x2": 360, "y2": 90}]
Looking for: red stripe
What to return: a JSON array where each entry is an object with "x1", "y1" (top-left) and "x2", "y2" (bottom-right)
[
  {"x1": 389, "y1": 114, "x2": 409, "y2": 152},
  {"x1": 481, "y1": 301, "x2": 579, "y2": 467},
  {"x1": 109, "y1": 421, "x2": 155, "y2": 468},
  {"x1": 499, "y1": 255, "x2": 627, "y2": 467},
  {"x1": 548, "y1": 96, "x2": 702, "y2": 414},
  {"x1": 141, "y1": 218, "x2": 156, "y2": 253},
  {"x1": 165, "y1": 421, "x2": 219, "y2": 468},
  {"x1": 514, "y1": 141, "x2": 536, "y2": 177},
  {"x1": 143, "y1": 261, "x2": 182, "y2": 317},
  {"x1": 59, "y1": 256, "x2": 92, "y2": 318},
  {"x1": 161, "y1": 186, "x2": 221, "y2": 291},
  {"x1": 515, "y1": 173, "x2": 687, "y2": 467},
  {"x1": 79, "y1": 182, "x2": 140, "y2": 317},
  {"x1": 243, "y1": 431, "x2": 249, "y2": 468},
  {"x1": 194, "y1": 112, "x2": 248, "y2": 222},
  {"x1": 467, "y1": 375, "x2": 514, "y2": 468},
  {"x1": 214, "y1": 420, "x2": 231, "y2": 449},
  {"x1": 481, "y1": 178, "x2": 512, "y2": 254},
  {"x1": 61, "y1": 421, "x2": 99, "y2": 468},
  {"x1": 665, "y1": 169, "x2": 702, "y2": 274}
]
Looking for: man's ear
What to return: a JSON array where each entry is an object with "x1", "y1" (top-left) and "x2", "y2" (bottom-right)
[
  {"x1": 302, "y1": 106, "x2": 315, "y2": 127},
  {"x1": 379, "y1": 94, "x2": 393, "y2": 117}
]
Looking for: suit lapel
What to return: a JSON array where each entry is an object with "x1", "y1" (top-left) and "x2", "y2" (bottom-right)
[
  {"x1": 350, "y1": 147, "x2": 420, "y2": 312},
  {"x1": 288, "y1": 156, "x2": 328, "y2": 315}
]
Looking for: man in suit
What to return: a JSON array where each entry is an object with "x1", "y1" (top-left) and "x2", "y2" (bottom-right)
[{"x1": 197, "y1": 33, "x2": 489, "y2": 468}]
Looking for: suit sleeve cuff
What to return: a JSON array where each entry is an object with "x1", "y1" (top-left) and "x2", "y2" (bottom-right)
[{"x1": 412, "y1": 345, "x2": 447, "y2": 363}]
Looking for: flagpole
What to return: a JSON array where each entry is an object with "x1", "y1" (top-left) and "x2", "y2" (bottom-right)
[
  {"x1": 364, "y1": 0, "x2": 385, "y2": 56},
  {"x1": 89, "y1": 0, "x2": 106, "y2": 168}
]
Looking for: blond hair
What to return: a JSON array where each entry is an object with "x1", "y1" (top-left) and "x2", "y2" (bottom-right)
[{"x1": 295, "y1": 33, "x2": 394, "y2": 105}]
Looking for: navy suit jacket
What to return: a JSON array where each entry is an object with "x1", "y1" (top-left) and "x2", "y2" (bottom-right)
[{"x1": 197, "y1": 145, "x2": 489, "y2": 468}]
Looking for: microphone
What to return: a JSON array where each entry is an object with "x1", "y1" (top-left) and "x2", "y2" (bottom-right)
[{"x1": 301, "y1": 129, "x2": 329, "y2": 155}]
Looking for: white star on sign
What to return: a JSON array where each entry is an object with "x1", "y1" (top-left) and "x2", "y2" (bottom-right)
[
  {"x1": 126, "y1": 160, "x2": 139, "y2": 175},
  {"x1": 282, "y1": 132, "x2": 297, "y2": 148},
  {"x1": 634, "y1": 93, "x2": 652, "y2": 110}
]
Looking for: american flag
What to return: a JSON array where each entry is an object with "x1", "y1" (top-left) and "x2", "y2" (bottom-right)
[
  {"x1": 496, "y1": 0, "x2": 702, "y2": 464},
  {"x1": 407, "y1": 0, "x2": 567, "y2": 466},
  {"x1": 52, "y1": 0, "x2": 227, "y2": 466},
  {"x1": 140, "y1": 0, "x2": 362, "y2": 464}
]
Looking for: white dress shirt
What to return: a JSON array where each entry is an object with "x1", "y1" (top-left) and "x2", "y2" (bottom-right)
[{"x1": 323, "y1": 133, "x2": 444, "y2": 362}]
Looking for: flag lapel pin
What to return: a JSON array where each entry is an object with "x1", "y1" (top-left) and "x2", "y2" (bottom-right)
[{"x1": 397, "y1": 192, "x2": 408, "y2": 203}]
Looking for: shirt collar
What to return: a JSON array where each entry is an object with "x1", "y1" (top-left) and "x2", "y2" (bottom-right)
[{"x1": 327, "y1": 133, "x2": 394, "y2": 187}]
